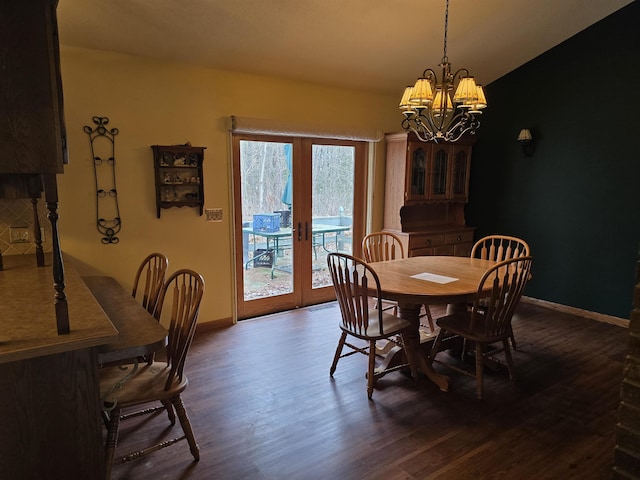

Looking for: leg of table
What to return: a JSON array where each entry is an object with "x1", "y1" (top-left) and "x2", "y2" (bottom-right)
[{"x1": 398, "y1": 303, "x2": 450, "y2": 392}]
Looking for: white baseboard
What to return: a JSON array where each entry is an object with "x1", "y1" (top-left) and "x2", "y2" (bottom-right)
[{"x1": 521, "y1": 296, "x2": 629, "y2": 328}]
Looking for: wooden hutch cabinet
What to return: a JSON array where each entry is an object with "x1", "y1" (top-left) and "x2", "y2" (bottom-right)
[
  {"x1": 152, "y1": 144, "x2": 205, "y2": 218},
  {"x1": 383, "y1": 132, "x2": 475, "y2": 258}
]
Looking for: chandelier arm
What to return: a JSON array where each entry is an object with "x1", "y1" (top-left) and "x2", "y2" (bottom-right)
[
  {"x1": 427, "y1": 108, "x2": 456, "y2": 135},
  {"x1": 418, "y1": 111, "x2": 441, "y2": 138},
  {"x1": 420, "y1": 68, "x2": 438, "y2": 81},
  {"x1": 414, "y1": 110, "x2": 451, "y2": 142},
  {"x1": 451, "y1": 68, "x2": 471, "y2": 82},
  {"x1": 404, "y1": 114, "x2": 437, "y2": 142},
  {"x1": 443, "y1": 113, "x2": 480, "y2": 142},
  {"x1": 412, "y1": 109, "x2": 480, "y2": 143},
  {"x1": 409, "y1": 124, "x2": 436, "y2": 143}
]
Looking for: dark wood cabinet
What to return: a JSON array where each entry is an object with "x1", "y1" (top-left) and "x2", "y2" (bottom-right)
[
  {"x1": 383, "y1": 132, "x2": 475, "y2": 257},
  {"x1": 0, "y1": 0, "x2": 67, "y2": 175},
  {"x1": 0, "y1": 0, "x2": 68, "y2": 330},
  {"x1": 152, "y1": 145, "x2": 205, "y2": 218}
]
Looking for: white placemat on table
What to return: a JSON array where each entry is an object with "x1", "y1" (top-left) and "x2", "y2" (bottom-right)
[{"x1": 411, "y1": 272, "x2": 458, "y2": 284}]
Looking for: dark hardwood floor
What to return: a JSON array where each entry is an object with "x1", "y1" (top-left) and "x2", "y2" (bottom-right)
[{"x1": 109, "y1": 302, "x2": 628, "y2": 479}]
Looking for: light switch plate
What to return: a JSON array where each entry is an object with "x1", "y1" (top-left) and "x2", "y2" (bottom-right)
[{"x1": 205, "y1": 208, "x2": 223, "y2": 222}]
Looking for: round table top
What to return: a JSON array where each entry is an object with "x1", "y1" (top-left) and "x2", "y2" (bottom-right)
[{"x1": 368, "y1": 255, "x2": 496, "y2": 305}]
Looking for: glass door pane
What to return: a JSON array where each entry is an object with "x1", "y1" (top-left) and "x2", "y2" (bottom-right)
[
  {"x1": 432, "y1": 147, "x2": 448, "y2": 196},
  {"x1": 453, "y1": 148, "x2": 468, "y2": 195},
  {"x1": 239, "y1": 140, "x2": 294, "y2": 301},
  {"x1": 410, "y1": 146, "x2": 427, "y2": 196},
  {"x1": 310, "y1": 144, "x2": 354, "y2": 290}
]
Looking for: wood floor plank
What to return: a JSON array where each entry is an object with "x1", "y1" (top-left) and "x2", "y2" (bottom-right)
[{"x1": 108, "y1": 302, "x2": 628, "y2": 479}]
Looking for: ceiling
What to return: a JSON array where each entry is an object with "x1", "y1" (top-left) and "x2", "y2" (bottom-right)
[{"x1": 57, "y1": 0, "x2": 633, "y2": 96}]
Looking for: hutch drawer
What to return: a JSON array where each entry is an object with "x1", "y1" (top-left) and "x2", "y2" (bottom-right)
[{"x1": 409, "y1": 233, "x2": 445, "y2": 250}]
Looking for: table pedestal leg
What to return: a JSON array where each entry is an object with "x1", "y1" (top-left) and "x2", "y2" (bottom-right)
[{"x1": 377, "y1": 303, "x2": 449, "y2": 392}]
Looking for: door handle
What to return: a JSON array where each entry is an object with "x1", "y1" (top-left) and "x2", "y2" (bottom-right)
[{"x1": 297, "y1": 222, "x2": 302, "y2": 241}]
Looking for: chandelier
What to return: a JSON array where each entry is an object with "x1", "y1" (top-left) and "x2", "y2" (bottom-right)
[{"x1": 399, "y1": 0, "x2": 487, "y2": 143}]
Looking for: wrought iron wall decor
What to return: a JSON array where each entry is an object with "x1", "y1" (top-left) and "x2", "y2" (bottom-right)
[{"x1": 83, "y1": 116, "x2": 121, "y2": 244}]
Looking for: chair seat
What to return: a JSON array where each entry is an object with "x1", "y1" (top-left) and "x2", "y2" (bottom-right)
[
  {"x1": 436, "y1": 312, "x2": 507, "y2": 344},
  {"x1": 100, "y1": 361, "x2": 188, "y2": 408},
  {"x1": 341, "y1": 310, "x2": 411, "y2": 340}
]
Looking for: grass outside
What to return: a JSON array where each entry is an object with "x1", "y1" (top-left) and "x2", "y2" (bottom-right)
[{"x1": 242, "y1": 249, "x2": 335, "y2": 300}]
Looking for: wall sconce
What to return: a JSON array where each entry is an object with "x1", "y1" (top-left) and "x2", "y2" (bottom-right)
[{"x1": 517, "y1": 128, "x2": 535, "y2": 157}]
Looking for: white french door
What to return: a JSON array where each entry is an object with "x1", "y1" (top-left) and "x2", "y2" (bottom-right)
[{"x1": 232, "y1": 134, "x2": 366, "y2": 319}]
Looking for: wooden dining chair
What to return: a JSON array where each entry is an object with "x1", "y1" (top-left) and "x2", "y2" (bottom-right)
[
  {"x1": 430, "y1": 256, "x2": 533, "y2": 399},
  {"x1": 362, "y1": 231, "x2": 435, "y2": 333},
  {"x1": 471, "y1": 235, "x2": 530, "y2": 349},
  {"x1": 131, "y1": 252, "x2": 168, "y2": 365},
  {"x1": 327, "y1": 252, "x2": 417, "y2": 399},
  {"x1": 362, "y1": 231, "x2": 404, "y2": 264},
  {"x1": 132, "y1": 252, "x2": 169, "y2": 315},
  {"x1": 100, "y1": 269, "x2": 205, "y2": 479},
  {"x1": 471, "y1": 235, "x2": 530, "y2": 264}
]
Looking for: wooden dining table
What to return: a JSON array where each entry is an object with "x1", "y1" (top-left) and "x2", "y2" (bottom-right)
[
  {"x1": 82, "y1": 275, "x2": 168, "y2": 364},
  {"x1": 368, "y1": 255, "x2": 496, "y2": 392}
]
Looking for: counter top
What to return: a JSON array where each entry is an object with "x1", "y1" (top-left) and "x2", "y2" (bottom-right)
[
  {"x1": 0, "y1": 254, "x2": 118, "y2": 364},
  {"x1": 82, "y1": 275, "x2": 167, "y2": 364}
]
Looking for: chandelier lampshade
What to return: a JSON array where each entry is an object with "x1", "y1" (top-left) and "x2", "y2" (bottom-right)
[{"x1": 400, "y1": 0, "x2": 487, "y2": 142}]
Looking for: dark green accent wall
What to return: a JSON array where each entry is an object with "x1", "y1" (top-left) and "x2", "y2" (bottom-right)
[{"x1": 467, "y1": 0, "x2": 640, "y2": 319}]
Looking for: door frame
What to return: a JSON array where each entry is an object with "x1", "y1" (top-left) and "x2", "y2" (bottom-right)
[{"x1": 231, "y1": 133, "x2": 367, "y2": 320}]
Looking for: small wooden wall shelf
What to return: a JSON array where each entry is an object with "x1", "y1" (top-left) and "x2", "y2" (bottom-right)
[{"x1": 151, "y1": 144, "x2": 205, "y2": 218}]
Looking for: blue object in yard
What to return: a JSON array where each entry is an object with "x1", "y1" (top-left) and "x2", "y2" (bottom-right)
[
  {"x1": 253, "y1": 213, "x2": 281, "y2": 232},
  {"x1": 281, "y1": 144, "x2": 293, "y2": 207}
]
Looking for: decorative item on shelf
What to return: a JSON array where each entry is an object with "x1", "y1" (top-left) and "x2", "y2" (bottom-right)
[
  {"x1": 399, "y1": 0, "x2": 487, "y2": 143},
  {"x1": 83, "y1": 116, "x2": 122, "y2": 244},
  {"x1": 517, "y1": 128, "x2": 535, "y2": 157},
  {"x1": 173, "y1": 153, "x2": 187, "y2": 166}
]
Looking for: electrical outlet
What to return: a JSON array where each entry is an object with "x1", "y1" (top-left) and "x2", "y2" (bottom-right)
[
  {"x1": 205, "y1": 208, "x2": 223, "y2": 222},
  {"x1": 9, "y1": 226, "x2": 30, "y2": 243}
]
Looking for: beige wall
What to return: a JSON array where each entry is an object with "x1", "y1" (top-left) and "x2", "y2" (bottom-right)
[{"x1": 56, "y1": 46, "x2": 399, "y2": 326}]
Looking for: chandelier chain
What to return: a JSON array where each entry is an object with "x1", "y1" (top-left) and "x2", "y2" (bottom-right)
[{"x1": 442, "y1": 0, "x2": 449, "y2": 62}]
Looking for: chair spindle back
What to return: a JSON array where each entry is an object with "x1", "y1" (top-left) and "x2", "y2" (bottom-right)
[
  {"x1": 154, "y1": 269, "x2": 205, "y2": 389},
  {"x1": 470, "y1": 256, "x2": 533, "y2": 338},
  {"x1": 362, "y1": 231, "x2": 404, "y2": 263},
  {"x1": 327, "y1": 253, "x2": 386, "y2": 337},
  {"x1": 471, "y1": 235, "x2": 530, "y2": 263},
  {"x1": 132, "y1": 253, "x2": 169, "y2": 315}
]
